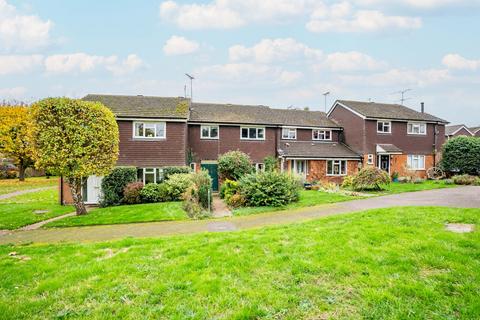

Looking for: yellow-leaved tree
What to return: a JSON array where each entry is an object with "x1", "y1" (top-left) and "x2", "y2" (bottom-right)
[
  {"x1": 30, "y1": 97, "x2": 119, "y2": 215},
  {"x1": 0, "y1": 105, "x2": 34, "y2": 181}
]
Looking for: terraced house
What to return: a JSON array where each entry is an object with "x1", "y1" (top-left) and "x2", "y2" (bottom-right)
[{"x1": 60, "y1": 95, "x2": 447, "y2": 204}]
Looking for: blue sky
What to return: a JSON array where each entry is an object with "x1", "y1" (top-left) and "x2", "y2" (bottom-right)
[{"x1": 1, "y1": 0, "x2": 480, "y2": 126}]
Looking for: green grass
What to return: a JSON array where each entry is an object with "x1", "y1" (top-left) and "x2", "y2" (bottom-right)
[
  {"x1": 367, "y1": 180, "x2": 457, "y2": 195},
  {"x1": 233, "y1": 190, "x2": 358, "y2": 216},
  {"x1": 0, "y1": 176, "x2": 58, "y2": 195},
  {"x1": 0, "y1": 206, "x2": 479, "y2": 319},
  {"x1": 0, "y1": 188, "x2": 73, "y2": 230},
  {"x1": 45, "y1": 202, "x2": 188, "y2": 228}
]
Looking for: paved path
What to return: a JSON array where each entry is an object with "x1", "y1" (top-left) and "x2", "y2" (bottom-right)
[
  {"x1": 211, "y1": 195, "x2": 232, "y2": 218},
  {"x1": 0, "y1": 186, "x2": 56, "y2": 200},
  {"x1": 0, "y1": 186, "x2": 479, "y2": 245}
]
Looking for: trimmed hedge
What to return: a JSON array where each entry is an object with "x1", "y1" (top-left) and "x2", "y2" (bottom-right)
[
  {"x1": 441, "y1": 136, "x2": 480, "y2": 175},
  {"x1": 100, "y1": 167, "x2": 137, "y2": 207}
]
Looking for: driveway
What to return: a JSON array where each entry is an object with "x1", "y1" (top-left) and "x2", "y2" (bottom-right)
[{"x1": 1, "y1": 186, "x2": 479, "y2": 245}]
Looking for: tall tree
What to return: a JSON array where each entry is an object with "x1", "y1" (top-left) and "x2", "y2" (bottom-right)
[
  {"x1": 30, "y1": 97, "x2": 119, "y2": 215},
  {"x1": 0, "y1": 105, "x2": 34, "y2": 181}
]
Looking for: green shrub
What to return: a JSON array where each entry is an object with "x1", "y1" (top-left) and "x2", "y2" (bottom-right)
[
  {"x1": 239, "y1": 171, "x2": 301, "y2": 207},
  {"x1": 218, "y1": 150, "x2": 253, "y2": 180},
  {"x1": 444, "y1": 179, "x2": 454, "y2": 185},
  {"x1": 182, "y1": 170, "x2": 212, "y2": 219},
  {"x1": 164, "y1": 173, "x2": 193, "y2": 201},
  {"x1": 139, "y1": 183, "x2": 164, "y2": 203},
  {"x1": 227, "y1": 193, "x2": 246, "y2": 208},
  {"x1": 219, "y1": 179, "x2": 239, "y2": 200},
  {"x1": 452, "y1": 174, "x2": 477, "y2": 185},
  {"x1": 100, "y1": 167, "x2": 137, "y2": 207},
  {"x1": 263, "y1": 156, "x2": 278, "y2": 172},
  {"x1": 441, "y1": 136, "x2": 480, "y2": 175},
  {"x1": 341, "y1": 175, "x2": 354, "y2": 189},
  {"x1": 163, "y1": 166, "x2": 191, "y2": 180},
  {"x1": 351, "y1": 167, "x2": 390, "y2": 191},
  {"x1": 122, "y1": 182, "x2": 144, "y2": 204}
]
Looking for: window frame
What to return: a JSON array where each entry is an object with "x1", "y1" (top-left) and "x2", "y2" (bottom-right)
[
  {"x1": 292, "y1": 160, "x2": 307, "y2": 178},
  {"x1": 326, "y1": 160, "x2": 347, "y2": 176},
  {"x1": 407, "y1": 122, "x2": 427, "y2": 135},
  {"x1": 189, "y1": 163, "x2": 197, "y2": 172},
  {"x1": 377, "y1": 121, "x2": 391, "y2": 134},
  {"x1": 200, "y1": 125, "x2": 219, "y2": 139},
  {"x1": 312, "y1": 129, "x2": 332, "y2": 141},
  {"x1": 407, "y1": 155, "x2": 425, "y2": 170},
  {"x1": 133, "y1": 121, "x2": 166, "y2": 139},
  {"x1": 367, "y1": 154, "x2": 374, "y2": 165},
  {"x1": 281, "y1": 127, "x2": 297, "y2": 140},
  {"x1": 240, "y1": 126, "x2": 266, "y2": 140},
  {"x1": 255, "y1": 163, "x2": 265, "y2": 172},
  {"x1": 140, "y1": 168, "x2": 164, "y2": 184}
]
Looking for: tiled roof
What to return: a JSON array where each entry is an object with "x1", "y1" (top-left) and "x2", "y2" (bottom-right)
[
  {"x1": 445, "y1": 124, "x2": 473, "y2": 136},
  {"x1": 83, "y1": 94, "x2": 190, "y2": 119},
  {"x1": 336, "y1": 100, "x2": 448, "y2": 123},
  {"x1": 278, "y1": 141, "x2": 360, "y2": 158},
  {"x1": 377, "y1": 144, "x2": 402, "y2": 153},
  {"x1": 468, "y1": 126, "x2": 480, "y2": 134},
  {"x1": 190, "y1": 102, "x2": 340, "y2": 127}
]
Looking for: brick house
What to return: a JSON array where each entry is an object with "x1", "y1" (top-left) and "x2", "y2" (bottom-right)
[
  {"x1": 445, "y1": 124, "x2": 474, "y2": 139},
  {"x1": 327, "y1": 100, "x2": 448, "y2": 179},
  {"x1": 469, "y1": 127, "x2": 480, "y2": 137}
]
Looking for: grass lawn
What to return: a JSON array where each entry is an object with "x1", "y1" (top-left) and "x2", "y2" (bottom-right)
[
  {"x1": 233, "y1": 190, "x2": 358, "y2": 216},
  {"x1": 367, "y1": 180, "x2": 457, "y2": 195},
  {"x1": 45, "y1": 202, "x2": 187, "y2": 228},
  {"x1": 0, "y1": 206, "x2": 479, "y2": 319},
  {"x1": 0, "y1": 188, "x2": 73, "y2": 230},
  {"x1": 0, "y1": 176, "x2": 58, "y2": 195}
]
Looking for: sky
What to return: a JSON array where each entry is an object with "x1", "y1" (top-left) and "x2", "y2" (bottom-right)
[{"x1": 1, "y1": 0, "x2": 480, "y2": 126}]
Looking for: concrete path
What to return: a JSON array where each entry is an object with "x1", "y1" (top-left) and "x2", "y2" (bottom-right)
[
  {"x1": 0, "y1": 186, "x2": 56, "y2": 200},
  {"x1": 0, "y1": 186, "x2": 479, "y2": 245},
  {"x1": 211, "y1": 195, "x2": 232, "y2": 218}
]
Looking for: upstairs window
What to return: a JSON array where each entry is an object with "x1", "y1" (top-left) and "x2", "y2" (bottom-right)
[
  {"x1": 377, "y1": 121, "x2": 391, "y2": 133},
  {"x1": 201, "y1": 125, "x2": 219, "y2": 139},
  {"x1": 133, "y1": 122, "x2": 165, "y2": 139},
  {"x1": 312, "y1": 129, "x2": 332, "y2": 141},
  {"x1": 407, "y1": 122, "x2": 426, "y2": 135},
  {"x1": 327, "y1": 160, "x2": 347, "y2": 176},
  {"x1": 241, "y1": 127, "x2": 265, "y2": 140},
  {"x1": 282, "y1": 127, "x2": 297, "y2": 139}
]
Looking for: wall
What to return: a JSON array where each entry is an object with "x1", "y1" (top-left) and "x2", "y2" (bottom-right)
[
  {"x1": 281, "y1": 128, "x2": 340, "y2": 142},
  {"x1": 287, "y1": 159, "x2": 360, "y2": 184},
  {"x1": 390, "y1": 154, "x2": 434, "y2": 179},
  {"x1": 328, "y1": 105, "x2": 366, "y2": 154},
  {"x1": 117, "y1": 120, "x2": 187, "y2": 167}
]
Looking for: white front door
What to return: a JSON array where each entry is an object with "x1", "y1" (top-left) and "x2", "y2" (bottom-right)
[
  {"x1": 293, "y1": 160, "x2": 307, "y2": 179},
  {"x1": 85, "y1": 175, "x2": 103, "y2": 204}
]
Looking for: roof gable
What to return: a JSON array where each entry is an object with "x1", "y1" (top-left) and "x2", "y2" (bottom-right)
[{"x1": 446, "y1": 124, "x2": 474, "y2": 136}]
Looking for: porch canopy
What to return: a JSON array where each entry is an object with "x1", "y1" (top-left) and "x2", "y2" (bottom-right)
[
  {"x1": 278, "y1": 141, "x2": 361, "y2": 159},
  {"x1": 376, "y1": 144, "x2": 402, "y2": 155}
]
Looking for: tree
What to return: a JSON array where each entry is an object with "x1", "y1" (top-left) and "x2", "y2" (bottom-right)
[
  {"x1": 30, "y1": 97, "x2": 119, "y2": 215},
  {"x1": 0, "y1": 105, "x2": 34, "y2": 181},
  {"x1": 218, "y1": 150, "x2": 253, "y2": 180},
  {"x1": 441, "y1": 136, "x2": 480, "y2": 175}
]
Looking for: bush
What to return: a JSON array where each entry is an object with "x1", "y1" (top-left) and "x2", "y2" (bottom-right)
[
  {"x1": 443, "y1": 179, "x2": 454, "y2": 185},
  {"x1": 452, "y1": 174, "x2": 477, "y2": 185},
  {"x1": 139, "y1": 183, "x2": 164, "y2": 203},
  {"x1": 351, "y1": 167, "x2": 390, "y2": 191},
  {"x1": 227, "y1": 193, "x2": 246, "y2": 208},
  {"x1": 441, "y1": 136, "x2": 480, "y2": 175},
  {"x1": 239, "y1": 171, "x2": 301, "y2": 207},
  {"x1": 123, "y1": 182, "x2": 144, "y2": 204},
  {"x1": 219, "y1": 179, "x2": 239, "y2": 200},
  {"x1": 182, "y1": 170, "x2": 212, "y2": 218},
  {"x1": 163, "y1": 166, "x2": 191, "y2": 180},
  {"x1": 100, "y1": 167, "x2": 137, "y2": 207},
  {"x1": 164, "y1": 173, "x2": 193, "y2": 201},
  {"x1": 218, "y1": 150, "x2": 253, "y2": 180},
  {"x1": 264, "y1": 156, "x2": 278, "y2": 172},
  {"x1": 341, "y1": 175, "x2": 354, "y2": 189}
]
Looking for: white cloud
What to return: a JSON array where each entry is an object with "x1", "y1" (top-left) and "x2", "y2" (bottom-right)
[
  {"x1": 44, "y1": 53, "x2": 143, "y2": 75},
  {"x1": 340, "y1": 68, "x2": 450, "y2": 86},
  {"x1": 163, "y1": 35, "x2": 199, "y2": 56},
  {"x1": 442, "y1": 54, "x2": 480, "y2": 71},
  {"x1": 0, "y1": 0, "x2": 53, "y2": 50},
  {"x1": 354, "y1": 0, "x2": 480, "y2": 9},
  {"x1": 196, "y1": 63, "x2": 275, "y2": 82},
  {"x1": 319, "y1": 51, "x2": 387, "y2": 71},
  {"x1": 0, "y1": 54, "x2": 43, "y2": 75},
  {"x1": 278, "y1": 70, "x2": 303, "y2": 85},
  {"x1": 0, "y1": 86, "x2": 27, "y2": 99}
]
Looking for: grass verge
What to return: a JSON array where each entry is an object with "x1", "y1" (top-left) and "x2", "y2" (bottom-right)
[
  {"x1": 0, "y1": 177, "x2": 58, "y2": 195},
  {"x1": 0, "y1": 206, "x2": 479, "y2": 319}
]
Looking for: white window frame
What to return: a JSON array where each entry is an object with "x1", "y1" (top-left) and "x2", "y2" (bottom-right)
[
  {"x1": 407, "y1": 155, "x2": 425, "y2": 170},
  {"x1": 292, "y1": 160, "x2": 307, "y2": 178},
  {"x1": 190, "y1": 163, "x2": 197, "y2": 172},
  {"x1": 326, "y1": 160, "x2": 347, "y2": 176},
  {"x1": 255, "y1": 163, "x2": 265, "y2": 172},
  {"x1": 312, "y1": 129, "x2": 332, "y2": 141},
  {"x1": 200, "y1": 125, "x2": 219, "y2": 139},
  {"x1": 377, "y1": 121, "x2": 391, "y2": 134},
  {"x1": 367, "y1": 154, "x2": 374, "y2": 165},
  {"x1": 407, "y1": 122, "x2": 427, "y2": 135},
  {"x1": 240, "y1": 127, "x2": 266, "y2": 140},
  {"x1": 282, "y1": 127, "x2": 297, "y2": 140},
  {"x1": 133, "y1": 121, "x2": 166, "y2": 139},
  {"x1": 142, "y1": 168, "x2": 163, "y2": 184}
]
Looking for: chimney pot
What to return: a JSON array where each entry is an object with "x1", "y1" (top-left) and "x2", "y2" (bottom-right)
[{"x1": 421, "y1": 102, "x2": 425, "y2": 113}]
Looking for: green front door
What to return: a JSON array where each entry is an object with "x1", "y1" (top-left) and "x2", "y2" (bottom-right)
[{"x1": 201, "y1": 163, "x2": 219, "y2": 191}]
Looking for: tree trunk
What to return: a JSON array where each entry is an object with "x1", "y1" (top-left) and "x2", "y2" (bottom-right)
[
  {"x1": 68, "y1": 177, "x2": 87, "y2": 215},
  {"x1": 18, "y1": 161, "x2": 25, "y2": 182}
]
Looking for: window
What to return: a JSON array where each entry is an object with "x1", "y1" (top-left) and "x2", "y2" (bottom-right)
[
  {"x1": 293, "y1": 160, "x2": 307, "y2": 178},
  {"x1": 190, "y1": 163, "x2": 197, "y2": 172},
  {"x1": 327, "y1": 160, "x2": 347, "y2": 176},
  {"x1": 137, "y1": 168, "x2": 163, "y2": 184},
  {"x1": 201, "y1": 125, "x2": 219, "y2": 139},
  {"x1": 282, "y1": 127, "x2": 296, "y2": 140},
  {"x1": 133, "y1": 122, "x2": 165, "y2": 139},
  {"x1": 312, "y1": 129, "x2": 332, "y2": 141},
  {"x1": 407, "y1": 155, "x2": 425, "y2": 170},
  {"x1": 367, "y1": 154, "x2": 374, "y2": 165},
  {"x1": 377, "y1": 121, "x2": 391, "y2": 133},
  {"x1": 255, "y1": 163, "x2": 264, "y2": 172},
  {"x1": 407, "y1": 122, "x2": 426, "y2": 135},
  {"x1": 241, "y1": 127, "x2": 265, "y2": 140}
]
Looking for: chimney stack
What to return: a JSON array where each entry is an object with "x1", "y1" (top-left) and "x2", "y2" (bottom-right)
[{"x1": 420, "y1": 102, "x2": 425, "y2": 113}]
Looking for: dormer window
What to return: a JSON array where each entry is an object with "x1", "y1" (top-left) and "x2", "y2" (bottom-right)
[
  {"x1": 377, "y1": 121, "x2": 391, "y2": 134},
  {"x1": 282, "y1": 127, "x2": 296, "y2": 140},
  {"x1": 407, "y1": 122, "x2": 426, "y2": 135}
]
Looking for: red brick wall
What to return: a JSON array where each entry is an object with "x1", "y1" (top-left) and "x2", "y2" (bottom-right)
[
  {"x1": 287, "y1": 159, "x2": 359, "y2": 184},
  {"x1": 391, "y1": 154, "x2": 434, "y2": 179}
]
